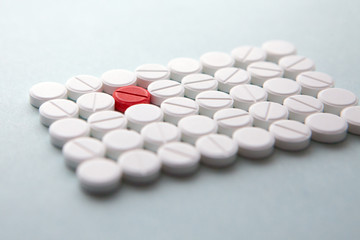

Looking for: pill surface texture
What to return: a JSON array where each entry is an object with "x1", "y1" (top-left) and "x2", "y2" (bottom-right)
[
  {"x1": 168, "y1": 58, "x2": 202, "y2": 82},
  {"x1": 247, "y1": 61, "x2": 284, "y2": 86},
  {"x1": 135, "y1": 64, "x2": 170, "y2": 88},
  {"x1": 101, "y1": 69, "x2": 136, "y2": 94},
  {"x1": 87, "y1": 111, "x2": 127, "y2": 139},
  {"x1": 148, "y1": 80, "x2": 184, "y2": 106},
  {"x1": 181, "y1": 73, "x2": 218, "y2": 99},
  {"x1": 317, "y1": 88, "x2": 358, "y2": 115},
  {"x1": 195, "y1": 90, "x2": 234, "y2": 117},
  {"x1": 263, "y1": 77, "x2": 301, "y2": 103},
  {"x1": 279, "y1": 55, "x2": 315, "y2": 80},
  {"x1": 231, "y1": 46, "x2": 267, "y2": 69},
  {"x1": 296, "y1": 71, "x2": 334, "y2": 97},
  {"x1": 214, "y1": 67, "x2": 251, "y2": 93},
  {"x1": 160, "y1": 97, "x2": 199, "y2": 124},
  {"x1": 39, "y1": 99, "x2": 79, "y2": 127},
  {"x1": 229, "y1": 84, "x2": 268, "y2": 110},
  {"x1": 76, "y1": 92, "x2": 115, "y2": 119},
  {"x1": 178, "y1": 115, "x2": 218, "y2": 144},
  {"x1": 200, "y1": 52, "x2": 234, "y2": 75},
  {"x1": 66, "y1": 75, "x2": 103, "y2": 101},
  {"x1": 29, "y1": 82, "x2": 67, "y2": 108},
  {"x1": 249, "y1": 102, "x2": 288, "y2": 129},
  {"x1": 341, "y1": 106, "x2": 360, "y2": 135},
  {"x1": 283, "y1": 95, "x2": 323, "y2": 122},
  {"x1": 213, "y1": 108, "x2": 253, "y2": 137},
  {"x1": 113, "y1": 85, "x2": 151, "y2": 113},
  {"x1": 262, "y1": 40, "x2": 297, "y2": 63},
  {"x1": 125, "y1": 104, "x2": 163, "y2": 132}
]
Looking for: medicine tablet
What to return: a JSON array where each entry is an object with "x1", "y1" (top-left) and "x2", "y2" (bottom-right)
[
  {"x1": 214, "y1": 67, "x2": 251, "y2": 93},
  {"x1": 269, "y1": 120, "x2": 312, "y2": 151},
  {"x1": 101, "y1": 69, "x2": 136, "y2": 94},
  {"x1": 341, "y1": 106, "x2": 360, "y2": 135},
  {"x1": 118, "y1": 149, "x2": 161, "y2": 184},
  {"x1": 178, "y1": 115, "x2": 218, "y2": 144},
  {"x1": 39, "y1": 99, "x2": 79, "y2": 127},
  {"x1": 148, "y1": 80, "x2": 185, "y2": 106},
  {"x1": 29, "y1": 82, "x2": 67, "y2": 108},
  {"x1": 283, "y1": 95, "x2": 323, "y2": 122},
  {"x1": 247, "y1": 61, "x2": 284, "y2": 86},
  {"x1": 158, "y1": 142, "x2": 200, "y2": 176},
  {"x1": 232, "y1": 127, "x2": 275, "y2": 159},
  {"x1": 195, "y1": 90, "x2": 233, "y2": 117},
  {"x1": 87, "y1": 111, "x2": 127, "y2": 139},
  {"x1": 262, "y1": 40, "x2": 297, "y2": 63},
  {"x1": 113, "y1": 85, "x2": 151, "y2": 113},
  {"x1": 249, "y1": 102, "x2": 288, "y2": 129},
  {"x1": 160, "y1": 97, "x2": 199, "y2": 124},
  {"x1": 229, "y1": 84, "x2": 268, "y2": 110},
  {"x1": 65, "y1": 75, "x2": 103, "y2": 101},
  {"x1": 125, "y1": 104, "x2": 164, "y2": 132},
  {"x1": 102, "y1": 129, "x2": 144, "y2": 160},
  {"x1": 49, "y1": 118, "x2": 90, "y2": 148},
  {"x1": 296, "y1": 71, "x2": 334, "y2": 97},
  {"x1": 305, "y1": 113, "x2": 348, "y2": 143},
  {"x1": 76, "y1": 92, "x2": 115, "y2": 119},
  {"x1": 141, "y1": 122, "x2": 181, "y2": 152},
  {"x1": 181, "y1": 73, "x2": 218, "y2": 99},
  {"x1": 279, "y1": 55, "x2": 315, "y2": 80},
  {"x1": 168, "y1": 58, "x2": 203, "y2": 82},
  {"x1": 263, "y1": 77, "x2": 301, "y2": 103},
  {"x1": 200, "y1": 52, "x2": 234, "y2": 76},
  {"x1": 63, "y1": 137, "x2": 106, "y2": 169},
  {"x1": 135, "y1": 64, "x2": 170, "y2": 88},
  {"x1": 317, "y1": 88, "x2": 358, "y2": 115},
  {"x1": 231, "y1": 46, "x2": 267, "y2": 69},
  {"x1": 213, "y1": 108, "x2": 253, "y2": 137}
]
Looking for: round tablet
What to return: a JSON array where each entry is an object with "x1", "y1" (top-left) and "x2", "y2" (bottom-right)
[
  {"x1": 231, "y1": 46, "x2": 267, "y2": 69},
  {"x1": 249, "y1": 102, "x2": 289, "y2": 129},
  {"x1": 158, "y1": 142, "x2": 200, "y2": 176},
  {"x1": 283, "y1": 95, "x2": 324, "y2": 122},
  {"x1": 148, "y1": 80, "x2": 185, "y2": 106},
  {"x1": 87, "y1": 111, "x2": 127, "y2": 139},
  {"x1": 213, "y1": 108, "x2": 253, "y2": 137},
  {"x1": 39, "y1": 99, "x2": 79, "y2": 127},
  {"x1": 63, "y1": 137, "x2": 106, "y2": 169},
  {"x1": 195, "y1": 90, "x2": 233, "y2": 117},
  {"x1": 269, "y1": 120, "x2": 312, "y2": 151},
  {"x1": 262, "y1": 40, "x2": 297, "y2": 63},
  {"x1": 77, "y1": 158, "x2": 121, "y2": 194},
  {"x1": 135, "y1": 64, "x2": 170, "y2": 88},
  {"x1": 118, "y1": 149, "x2": 161, "y2": 184},
  {"x1": 181, "y1": 73, "x2": 218, "y2": 99},
  {"x1": 65, "y1": 75, "x2": 103, "y2": 101},
  {"x1": 168, "y1": 57, "x2": 203, "y2": 82},
  {"x1": 247, "y1": 61, "x2": 284, "y2": 86},
  {"x1": 279, "y1": 55, "x2": 316, "y2": 80},
  {"x1": 178, "y1": 115, "x2": 218, "y2": 144},
  {"x1": 317, "y1": 88, "x2": 358, "y2": 115},
  {"x1": 160, "y1": 97, "x2": 199, "y2": 124},
  {"x1": 76, "y1": 92, "x2": 115, "y2": 119},
  {"x1": 214, "y1": 67, "x2": 251, "y2": 93},
  {"x1": 229, "y1": 84, "x2": 268, "y2": 110},
  {"x1": 200, "y1": 52, "x2": 234, "y2": 75},
  {"x1": 113, "y1": 85, "x2": 151, "y2": 113},
  {"x1": 29, "y1": 82, "x2": 67, "y2": 108},
  {"x1": 263, "y1": 77, "x2": 301, "y2": 103},
  {"x1": 125, "y1": 104, "x2": 164, "y2": 132},
  {"x1": 305, "y1": 113, "x2": 348, "y2": 143},
  {"x1": 102, "y1": 129, "x2": 144, "y2": 160},
  {"x1": 101, "y1": 69, "x2": 136, "y2": 94},
  {"x1": 341, "y1": 106, "x2": 360, "y2": 135},
  {"x1": 49, "y1": 118, "x2": 90, "y2": 148},
  {"x1": 232, "y1": 127, "x2": 275, "y2": 159},
  {"x1": 296, "y1": 71, "x2": 334, "y2": 97}
]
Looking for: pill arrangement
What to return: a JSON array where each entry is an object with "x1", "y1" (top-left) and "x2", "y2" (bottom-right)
[{"x1": 29, "y1": 40, "x2": 360, "y2": 195}]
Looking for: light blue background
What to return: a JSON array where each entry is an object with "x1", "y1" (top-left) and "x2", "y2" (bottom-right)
[{"x1": 1, "y1": 0, "x2": 360, "y2": 239}]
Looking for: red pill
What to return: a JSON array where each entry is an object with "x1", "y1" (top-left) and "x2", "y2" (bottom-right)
[{"x1": 113, "y1": 86, "x2": 151, "y2": 113}]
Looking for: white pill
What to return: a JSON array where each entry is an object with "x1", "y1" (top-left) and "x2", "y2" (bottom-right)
[
  {"x1": 213, "y1": 108, "x2": 253, "y2": 137},
  {"x1": 296, "y1": 71, "x2": 334, "y2": 97},
  {"x1": 29, "y1": 82, "x2": 67, "y2": 108},
  {"x1": 63, "y1": 137, "x2": 106, "y2": 169},
  {"x1": 167, "y1": 57, "x2": 203, "y2": 82},
  {"x1": 200, "y1": 52, "x2": 234, "y2": 75},
  {"x1": 229, "y1": 84, "x2": 268, "y2": 110},
  {"x1": 102, "y1": 129, "x2": 143, "y2": 160},
  {"x1": 135, "y1": 64, "x2": 170, "y2": 88},
  {"x1": 247, "y1": 61, "x2": 284, "y2": 86},
  {"x1": 214, "y1": 67, "x2": 251, "y2": 93},
  {"x1": 49, "y1": 118, "x2": 90, "y2": 148},
  {"x1": 148, "y1": 80, "x2": 185, "y2": 106},
  {"x1": 195, "y1": 90, "x2": 233, "y2": 117},
  {"x1": 178, "y1": 115, "x2": 218, "y2": 144},
  {"x1": 101, "y1": 69, "x2": 136, "y2": 94},
  {"x1": 317, "y1": 88, "x2": 358, "y2": 115},
  {"x1": 39, "y1": 99, "x2": 79, "y2": 127},
  {"x1": 65, "y1": 75, "x2": 103, "y2": 101},
  {"x1": 181, "y1": 73, "x2": 218, "y2": 99},
  {"x1": 118, "y1": 149, "x2": 161, "y2": 184},
  {"x1": 263, "y1": 77, "x2": 301, "y2": 103},
  {"x1": 262, "y1": 40, "x2": 297, "y2": 63},
  {"x1": 279, "y1": 55, "x2": 316, "y2": 80},
  {"x1": 77, "y1": 158, "x2": 121, "y2": 194},
  {"x1": 158, "y1": 142, "x2": 200, "y2": 176},
  {"x1": 231, "y1": 46, "x2": 267, "y2": 69},
  {"x1": 341, "y1": 106, "x2": 360, "y2": 135},
  {"x1": 233, "y1": 127, "x2": 275, "y2": 159},
  {"x1": 87, "y1": 111, "x2": 127, "y2": 139},
  {"x1": 269, "y1": 120, "x2": 312, "y2": 151},
  {"x1": 125, "y1": 104, "x2": 163, "y2": 132},
  {"x1": 160, "y1": 97, "x2": 199, "y2": 124},
  {"x1": 249, "y1": 102, "x2": 289, "y2": 129},
  {"x1": 76, "y1": 92, "x2": 115, "y2": 119},
  {"x1": 283, "y1": 95, "x2": 323, "y2": 122},
  {"x1": 305, "y1": 113, "x2": 348, "y2": 143}
]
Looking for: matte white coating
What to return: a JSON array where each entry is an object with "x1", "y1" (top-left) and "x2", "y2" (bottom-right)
[
  {"x1": 200, "y1": 52, "x2": 234, "y2": 75},
  {"x1": 229, "y1": 84, "x2": 268, "y2": 110},
  {"x1": 341, "y1": 106, "x2": 360, "y2": 135},
  {"x1": 296, "y1": 71, "x2": 334, "y2": 97},
  {"x1": 29, "y1": 82, "x2": 67, "y2": 108},
  {"x1": 195, "y1": 90, "x2": 233, "y2": 117},
  {"x1": 317, "y1": 88, "x2": 358, "y2": 115},
  {"x1": 247, "y1": 61, "x2": 284, "y2": 86},
  {"x1": 214, "y1": 67, "x2": 251, "y2": 93},
  {"x1": 124, "y1": 104, "x2": 164, "y2": 132},
  {"x1": 262, "y1": 40, "x2": 297, "y2": 63},
  {"x1": 87, "y1": 111, "x2": 127, "y2": 139},
  {"x1": 279, "y1": 55, "x2": 316, "y2": 80},
  {"x1": 213, "y1": 108, "x2": 253, "y2": 137},
  {"x1": 135, "y1": 64, "x2": 170, "y2": 88},
  {"x1": 249, "y1": 101, "x2": 289, "y2": 129},
  {"x1": 283, "y1": 95, "x2": 323, "y2": 122},
  {"x1": 263, "y1": 77, "x2": 301, "y2": 103},
  {"x1": 181, "y1": 73, "x2": 218, "y2": 99},
  {"x1": 160, "y1": 97, "x2": 199, "y2": 124},
  {"x1": 168, "y1": 58, "x2": 202, "y2": 82},
  {"x1": 76, "y1": 92, "x2": 115, "y2": 119},
  {"x1": 147, "y1": 80, "x2": 184, "y2": 106},
  {"x1": 101, "y1": 69, "x2": 136, "y2": 94},
  {"x1": 39, "y1": 99, "x2": 79, "y2": 127},
  {"x1": 178, "y1": 115, "x2": 218, "y2": 144},
  {"x1": 65, "y1": 75, "x2": 103, "y2": 101},
  {"x1": 231, "y1": 46, "x2": 267, "y2": 69}
]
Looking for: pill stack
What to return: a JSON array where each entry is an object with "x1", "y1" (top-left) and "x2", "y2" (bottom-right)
[{"x1": 29, "y1": 40, "x2": 360, "y2": 194}]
